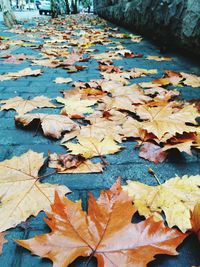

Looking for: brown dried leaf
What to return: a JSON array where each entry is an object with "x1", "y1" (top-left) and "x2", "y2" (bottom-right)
[
  {"x1": 15, "y1": 113, "x2": 77, "y2": 139},
  {"x1": 139, "y1": 143, "x2": 167, "y2": 163}
]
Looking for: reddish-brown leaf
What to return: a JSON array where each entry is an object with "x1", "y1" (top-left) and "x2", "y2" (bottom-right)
[
  {"x1": 98, "y1": 64, "x2": 122, "y2": 73},
  {"x1": 17, "y1": 180, "x2": 187, "y2": 267},
  {"x1": 139, "y1": 142, "x2": 167, "y2": 163},
  {"x1": 58, "y1": 153, "x2": 85, "y2": 169}
]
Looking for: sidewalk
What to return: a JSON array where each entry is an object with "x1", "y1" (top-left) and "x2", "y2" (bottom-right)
[
  {"x1": 0, "y1": 14, "x2": 199, "y2": 267},
  {"x1": 0, "y1": 10, "x2": 43, "y2": 21}
]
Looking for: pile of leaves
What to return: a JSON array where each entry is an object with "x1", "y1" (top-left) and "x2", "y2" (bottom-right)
[{"x1": 0, "y1": 13, "x2": 199, "y2": 266}]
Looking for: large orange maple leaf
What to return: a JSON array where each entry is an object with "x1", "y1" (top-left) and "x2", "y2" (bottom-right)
[{"x1": 17, "y1": 180, "x2": 187, "y2": 267}]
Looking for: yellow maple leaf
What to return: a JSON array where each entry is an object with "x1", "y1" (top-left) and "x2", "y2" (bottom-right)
[
  {"x1": 64, "y1": 136, "x2": 121, "y2": 159},
  {"x1": 62, "y1": 120, "x2": 123, "y2": 143},
  {"x1": 98, "y1": 95, "x2": 136, "y2": 113},
  {"x1": 163, "y1": 140, "x2": 194, "y2": 155},
  {"x1": 0, "y1": 150, "x2": 70, "y2": 232},
  {"x1": 123, "y1": 175, "x2": 200, "y2": 232},
  {"x1": 181, "y1": 72, "x2": 200, "y2": 88},
  {"x1": 121, "y1": 117, "x2": 143, "y2": 138},
  {"x1": 135, "y1": 104, "x2": 199, "y2": 140},
  {"x1": 56, "y1": 96, "x2": 97, "y2": 118},
  {"x1": 0, "y1": 96, "x2": 55, "y2": 115}
]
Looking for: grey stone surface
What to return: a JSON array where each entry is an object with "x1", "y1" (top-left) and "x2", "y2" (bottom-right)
[{"x1": 95, "y1": 0, "x2": 200, "y2": 57}]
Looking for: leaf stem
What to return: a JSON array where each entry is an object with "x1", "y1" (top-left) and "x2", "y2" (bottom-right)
[
  {"x1": 148, "y1": 168, "x2": 161, "y2": 185},
  {"x1": 99, "y1": 155, "x2": 109, "y2": 166}
]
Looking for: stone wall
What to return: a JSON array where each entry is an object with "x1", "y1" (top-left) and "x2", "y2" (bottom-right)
[{"x1": 95, "y1": 0, "x2": 200, "y2": 57}]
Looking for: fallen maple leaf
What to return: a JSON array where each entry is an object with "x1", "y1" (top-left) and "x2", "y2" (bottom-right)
[
  {"x1": 98, "y1": 95, "x2": 136, "y2": 113},
  {"x1": 31, "y1": 58, "x2": 60, "y2": 68},
  {"x1": 146, "y1": 55, "x2": 172, "y2": 61},
  {"x1": 163, "y1": 140, "x2": 194, "y2": 155},
  {"x1": 135, "y1": 104, "x2": 199, "y2": 140},
  {"x1": 57, "y1": 160, "x2": 104, "y2": 173},
  {"x1": 104, "y1": 84, "x2": 151, "y2": 104},
  {"x1": 0, "y1": 96, "x2": 55, "y2": 115},
  {"x1": 98, "y1": 64, "x2": 122, "y2": 73},
  {"x1": 144, "y1": 87, "x2": 180, "y2": 105},
  {"x1": 49, "y1": 153, "x2": 103, "y2": 173},
  {"x1": 181, "y1": 72, "x2": 200, "y2": 88},
  {"x1": 56, "y1": 96, "x2": 97, "y2": 118},
  {"x1": 58, "y1": 153, "x2": 85, "y2": 168},
  {"x1": 189, "y1": 99, "x2": 200, "y2": 112},
  {"x1": 0, "y1": 68, "x2": 42, "y2": 81},
  {"x1": 73, "y1": 80, "x2": 102, "y2": 89},
  {"x1": 101, "y1": 68, "x2": 157, "y2": 84},
  {"x1": 54, "y1": 77, "x2": 73, "y2": 84},
  {"x1": 62, "y1": 120, "x2": 124, "y2": 143},
  {"x1": 0, "y1": 150, "x2": 69, "y2": 232},
  {"x1": 0, "y1": 43, "x2": 9, "y2": 50},
  {"x1": 79, "y1": 88, "x2": 105, "y2": 99},
  {"x1": 131, "y1": 35, "x2": 143, "y2": 42},
  {"x1": 0, "y1": 233, "x2": 7, "y2": 254},
  {"x1": 87, "y1": 109, "x2": 128, "y2": 125},
  {"x1": 115, "y1": 49, "x2": 142, "y2": 58},
  {"x1": 191, "y1": 202, "x2": 200, "y2": 241},
  {"x1": 139, "y1": 142, "x2": 167, "y2": 163},
  {"x1": 17, "y1": 180, "x2": 187, "y2": 267},
  {"x1": 15, "y1": 113, "x2": 78, "y2": 139},
  {"x1": 64, "y1": 136, "x2": 121, "y2": 159},
  {"x1": 65, "y1": 65, "x2": 87, "y2": 73},
  {"x1": 124, "y1": 175, "x2": 200, "y2": 232},
  {"x1": 2, "y1": 54, "x2": 35, "y2": 64},
  {"x1": 61, "y1": 87, "x2": 104, "y2": 101},
  {"x1": 101, "y1": 72, "x2": 129, "y2": 85},
  {"x1": 121, "y1": 117, "x2": 144, "y2": 139},
  {"x1": 93, "y1": 51, "x2": 122, "y2": 61}
]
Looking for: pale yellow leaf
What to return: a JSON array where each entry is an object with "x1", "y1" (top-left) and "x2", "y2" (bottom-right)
[
  {"x1": 15, "y1": 113, "x2": 77, "y2": 139},
  {"x1": 64, "y1": 136, "x2": 121, "y2": 159},
  {"x1": 56, "y1": 96, "x2": 97, "y2": 118},
  {"x1": 0, "y1": 96, "x2": 55, "y2": 115},
  {"x1": 123, "y1": 175, "x2": 200, "y2": 232},
  {"x1": 0, "y1": 150, "x2": 70, "y2": 232}
]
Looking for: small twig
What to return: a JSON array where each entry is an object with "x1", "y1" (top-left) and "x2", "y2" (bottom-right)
[{"x1": 148, "y1": 168, "x2": 161, "y2": 185}]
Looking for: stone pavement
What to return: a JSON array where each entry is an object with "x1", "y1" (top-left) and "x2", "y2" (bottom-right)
[{"x1": 0, "y1": 15, "x2": 199, "y2": 267}]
